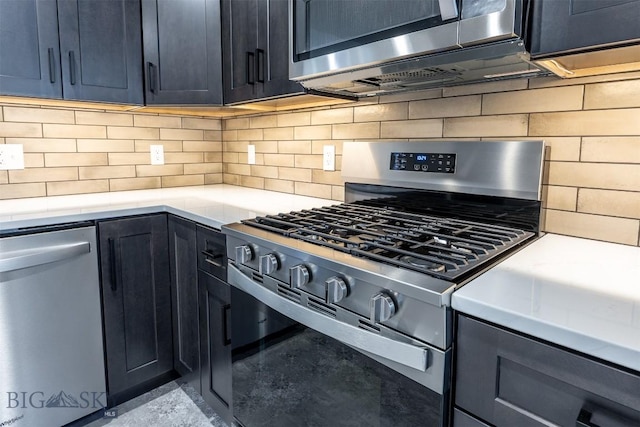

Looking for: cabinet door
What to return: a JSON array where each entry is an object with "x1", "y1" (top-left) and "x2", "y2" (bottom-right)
[
  {"x1": 221, "y1": 0, "x2": 259, "y2": 104},
  {"x1": 142, "y1": 0, "x2": 223, "y2": 105},
  {"x1": 57, "y1": 0, "x2": 143, "y2": 104},
  {"x1": 99, "y1": 214, "x2": 173, "y2": 399},
  {"x1": 453, "y1": 409, "x2": 491, "y2": 427},
  {"x1": 0, "y1": 0, "x2": 62, "y2": 98},
  {"x1": 455, "y1": 315, "x2": 640, "y2": 427},
  {"x1": 168, "y1": 216, "x2": 200, "y2": 392},
  {"x1": 222, "y1": 0, "x2": 303, "y2": 104},
  {"x1": 530, "y1": 0, "x2": 640, "y2": 57},
  {"x1": 199, "y1": 271, "x2": 232, "y2": 425},
  {"x1": 257, "y1": 0, "x2": 303, "y2": 99}
]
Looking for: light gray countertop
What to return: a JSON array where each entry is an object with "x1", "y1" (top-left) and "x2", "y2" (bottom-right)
[
  {"x1": 0, "y1": 184, "x2": 333, "y2": 232},
  {"x1": 453, "y1": 233, "x2": 640, "y2": 373}
]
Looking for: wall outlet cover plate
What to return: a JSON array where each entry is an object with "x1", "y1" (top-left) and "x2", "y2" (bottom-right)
[
  {"x1": 323, "y1": 145, "x2": 335, "y2": 171},
  {"x1": 0, "y1": 144, "x2": 25, "y2": 170},
  {"x1": 150, "y1": 145, "x2": 164, "y2": 165},
  {"x1": 248, "y1": 144, "x2": 256, "y2": 165}
]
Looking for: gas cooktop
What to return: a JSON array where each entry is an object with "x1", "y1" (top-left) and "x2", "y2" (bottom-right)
[
  {"x1": 224, "y1": 141, "x2": 544, "y2": 308},
  {"x1": 242, "y1": 200, "x2": 534, "y2": 282}
]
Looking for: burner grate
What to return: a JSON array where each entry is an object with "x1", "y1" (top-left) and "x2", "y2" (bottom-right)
[{"x1": 243, "y1": 201, "x2": 534, "y2": 280}]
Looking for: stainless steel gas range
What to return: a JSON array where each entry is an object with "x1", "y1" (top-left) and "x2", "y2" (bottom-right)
[{"x1": 222, "y1": 140, "x2": 544, "y2": 427}]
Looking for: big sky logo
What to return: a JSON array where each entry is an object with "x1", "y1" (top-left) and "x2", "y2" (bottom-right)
[
  {"x1": 5, "y1": 390, "x2": 106, "y2": 409},
  {"x1": 44, "y1": 391, "x2": 80, "y2": 408}
]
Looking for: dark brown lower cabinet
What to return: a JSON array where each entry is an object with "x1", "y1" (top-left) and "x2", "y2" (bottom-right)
[
  {"x1": 168, "y1": 215, "x2": 200, "y2": 392},
  {"x1": 454, "y1": 315, "x2": 640, "y2": 427},
  {"x1": 199, "y1": 270, "x2": 232, "y2": 425},
  {"x1": 168, "y1": 219, "x2": 232, "y2": 424},
  {"x1": 197, "y1": 224, "x2": 232, "y2": 423},
  {"x1": 99, "y1": 214, "x2": 174, "y2": 406},
  {"x1": 99, "y1": 213, "x2": 232, "y2": 416},
  {"x1": 453, "y1": 409, "x2": 491, "y2": 427}
]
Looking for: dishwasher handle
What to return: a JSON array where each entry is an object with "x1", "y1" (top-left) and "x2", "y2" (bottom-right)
[{"x1": 0, "y1": 242, "x2": 91, "y2": 273}]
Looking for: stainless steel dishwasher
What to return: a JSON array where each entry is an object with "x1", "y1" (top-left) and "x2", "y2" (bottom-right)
[{"x1": 0, "y1": 225, "x2": 106, "y2": 427}]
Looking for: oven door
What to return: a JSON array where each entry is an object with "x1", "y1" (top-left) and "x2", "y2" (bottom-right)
[{"x1": 228, "y1": 264, "x2": 451, "y2": 427}]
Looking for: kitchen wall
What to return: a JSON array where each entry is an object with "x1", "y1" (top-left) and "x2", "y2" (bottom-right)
[
  {"x1": 0, "y1": 105, "x2": 222, "y2": 199},
  {"x1": 222, "y1": 74, "x2": 640, "y2": 246},
  {"x1": 1, "y1": 74, "x2": 638, "y2": 246}
]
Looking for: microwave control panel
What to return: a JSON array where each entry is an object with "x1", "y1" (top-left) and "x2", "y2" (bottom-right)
[{"x1": 390, "y1": 152, "x2": 456, "y2": 173}]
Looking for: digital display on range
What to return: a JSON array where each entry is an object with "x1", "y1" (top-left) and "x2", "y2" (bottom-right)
[{"x1": 390, "y1": 152, "x2": 456, "y2": 173}]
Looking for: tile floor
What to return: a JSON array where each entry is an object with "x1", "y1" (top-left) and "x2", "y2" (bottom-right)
[{"x1": 78, "y1": 381, "x2": 227, "y2": 427}]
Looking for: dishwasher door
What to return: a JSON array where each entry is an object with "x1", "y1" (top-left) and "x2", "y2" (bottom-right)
[{"x1": 0, "y1": 226, "x2": 106, "y2": 427}]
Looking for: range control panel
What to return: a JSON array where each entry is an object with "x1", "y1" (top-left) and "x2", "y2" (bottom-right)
[{"x1": 390, "y1": 152, "x2": 456, "y2": 173}]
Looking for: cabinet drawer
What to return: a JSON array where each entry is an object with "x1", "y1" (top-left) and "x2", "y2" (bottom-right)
[
  {"x1": 455, "y1": 315, "x2": 640, "y2": 427},
  {"x1": 197, "y1": 225, "x2": 226, "y2": 280}
]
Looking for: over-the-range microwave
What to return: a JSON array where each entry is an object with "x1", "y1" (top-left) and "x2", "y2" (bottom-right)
[{"x1": 289, "y1": 0, "x2": 548, "y2": 97}]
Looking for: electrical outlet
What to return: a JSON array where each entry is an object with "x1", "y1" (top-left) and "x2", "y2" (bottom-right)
[
  {"x1": 247, "y1": 144, "x2": 256, "y2": 165},
  {"x1": 150, "y1": 145, "x2": 164, "y2": 165},
  {"x1": 323, "y1": 145, "x2": 335, "y2": 171},
  {"x1": 0, "y1": 144, "x2": 25, "y2": 170}
]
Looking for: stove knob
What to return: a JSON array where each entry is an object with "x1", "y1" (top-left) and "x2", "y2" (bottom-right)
[
  {"x1": 325, "y1": 276, "x2": 348, "y2": 304},
  {"x1": 259, "y1": 253, "x2": 279, "y2": 275},
  {"x1": 235, "y1": 245, "x2": 253, "y2": 264},
  {"x1": 370, "y1": 293, "x2": 396, "y2": 323},
  {"x1": 290, "y1": 265, "x2": 310, "y2": 288}
]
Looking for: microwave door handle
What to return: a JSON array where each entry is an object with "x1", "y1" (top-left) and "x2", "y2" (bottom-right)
[
  {"x1": 228, "y1": 264, "x2": 429, "y2": 372},
  {"x1": 438, "y1": 0, "x2": 459, "y2": 20}
]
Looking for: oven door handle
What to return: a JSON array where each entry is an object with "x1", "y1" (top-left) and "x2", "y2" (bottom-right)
[{"x1": 228, "y1": 264, "x2": 429, "y2": 372}]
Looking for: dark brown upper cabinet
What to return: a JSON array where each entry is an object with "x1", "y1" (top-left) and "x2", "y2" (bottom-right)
[
  {"x1": 142, "y1": 0, "x2": 223, "y2": 105},
  {"x1": 0, "y1": 0, "x2": 143, "y2": 104},
  {"x1": 529, "y1": 0, "x2": 640, "y2": 58},
  {"x1": 221, "y1": 0, "x2": 304, "y2": 105},
  {"x1": 0, "y1": 0, "x2": 62, "y2": 99},
  {"x1": 57, "y1": 0, "x2": 144, "y2": 104}
]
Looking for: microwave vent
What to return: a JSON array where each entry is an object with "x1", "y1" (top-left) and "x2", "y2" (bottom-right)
[{"x1": 359, "y1": 68, "x2": 461, "y2": 87}]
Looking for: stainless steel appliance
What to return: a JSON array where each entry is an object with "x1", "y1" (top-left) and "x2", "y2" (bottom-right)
[
  {"x1": 223, "y1": 140, "x2": 544, "y2": 426},
  {"x1": 0, "y1": 225, "x2": 106, "y2": 427},
  {"x1": 289, "y1": 0, "x2": 548, "y2": 97}
]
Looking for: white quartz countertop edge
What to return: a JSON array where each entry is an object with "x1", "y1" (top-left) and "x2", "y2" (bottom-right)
[
  {"x1": 453, "y1": 294, "x2": 640, "y2": 373},
  {"x1": 0, "y1": 184, "x2": 335, "y2": 231},
  {"x1": 452, "y1": 234, "x2": 640, "y2": 373}
]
